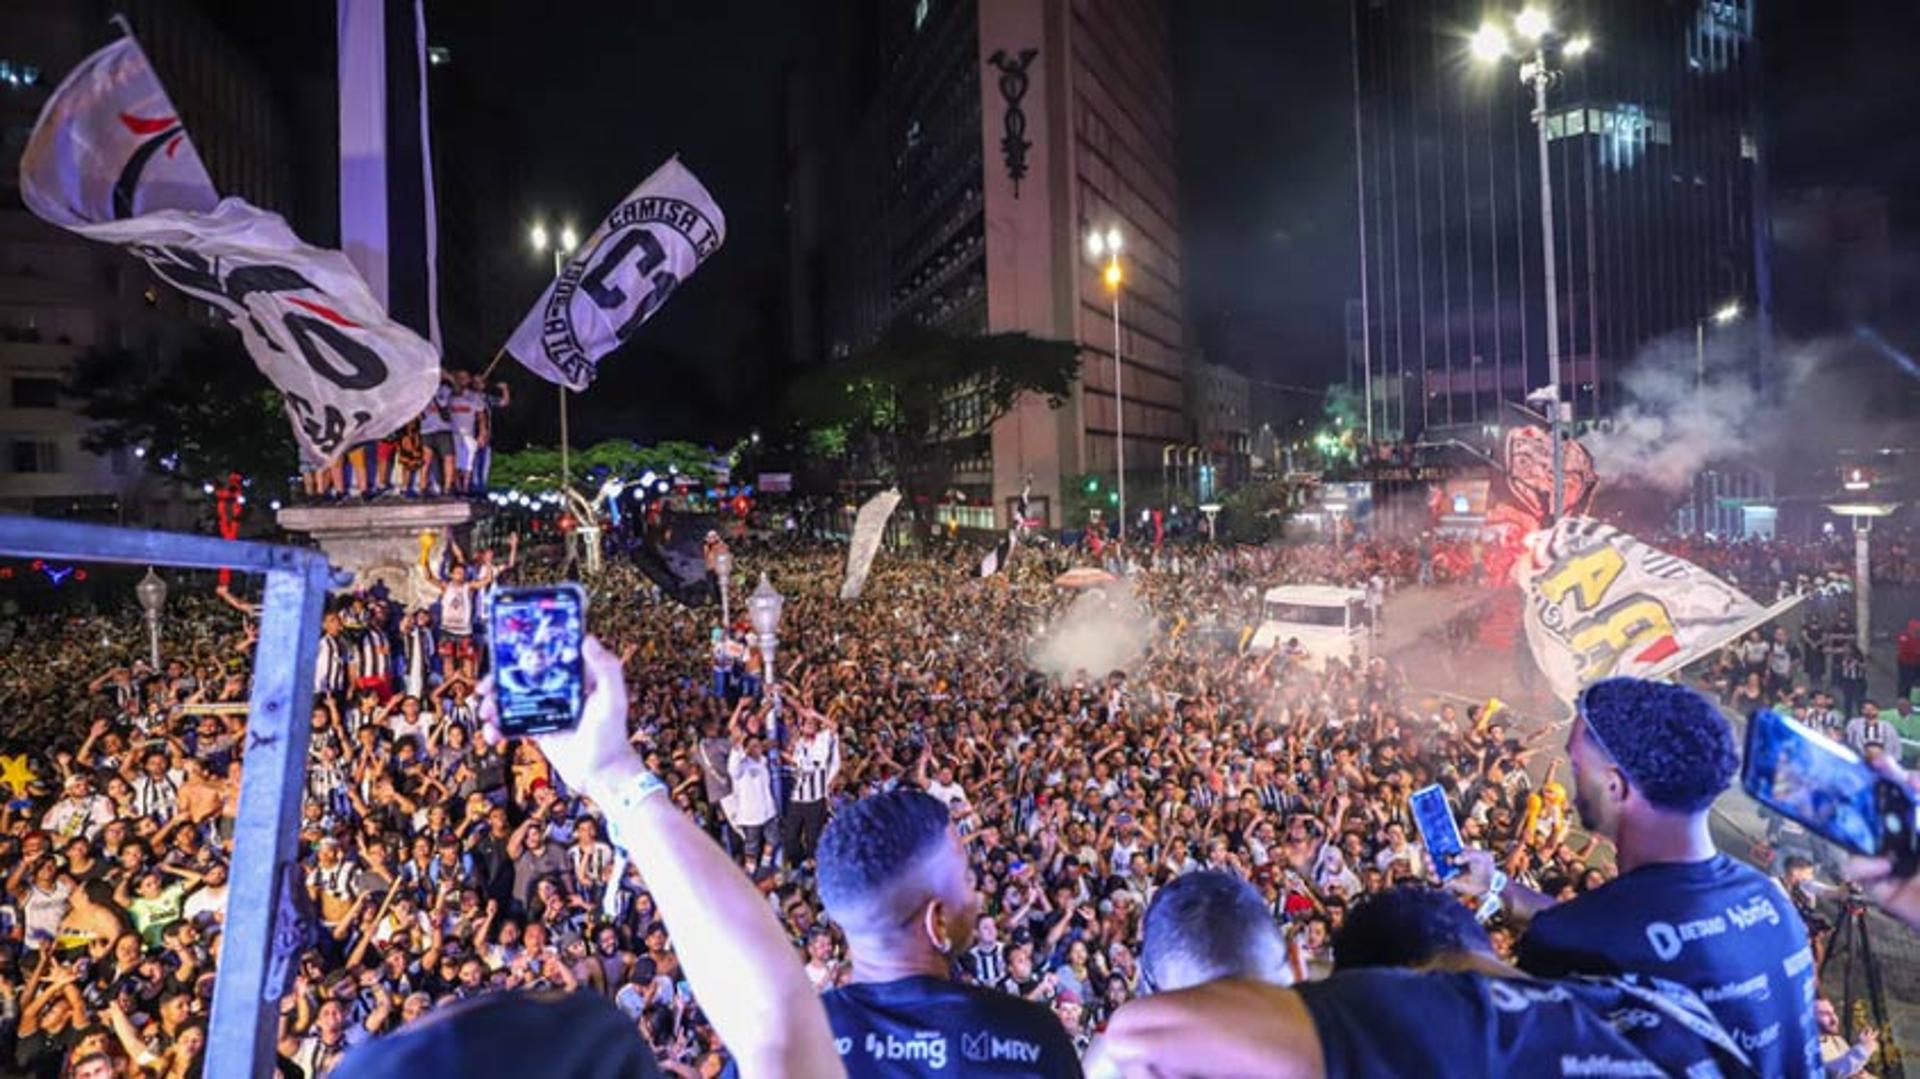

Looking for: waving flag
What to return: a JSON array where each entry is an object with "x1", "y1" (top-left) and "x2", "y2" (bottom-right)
[
  {"x1": 840, "y1": 489, "x2": 901, "y2": 600},
  {"x1": 504, "y1": 157, "x2": 726, "y2": 389},
  {"x1": 1517, "y1": 517, "x2": 1800, "y2": 701},
  {"x1": 19, "y1": 35, "x2": 440, "y2": 465},
  {"x1": 979, "y1": 480, "x2": 1032, "y2": 578}
]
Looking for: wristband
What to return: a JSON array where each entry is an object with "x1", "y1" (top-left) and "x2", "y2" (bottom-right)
[{"x1": 591, "y1": 766, "x2": 670, "y2": 854}]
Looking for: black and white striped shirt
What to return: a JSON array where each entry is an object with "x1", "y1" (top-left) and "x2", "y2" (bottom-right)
[
  {"x1": 966, "y1": 941, "x2": 1007, "y2": 986},
  {"x1": 314, "y1": 634, "x2": 348, "y2": 696},
  {"x1": 790, "y1": 731, "x2": 840, "y2": 805},
  {"x1": 131, "y1": 773, "x2": 179, "y2": 820}
]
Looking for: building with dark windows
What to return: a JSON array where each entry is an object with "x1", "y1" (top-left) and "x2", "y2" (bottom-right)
[
  {"x1": 790, "y1": 0, "x2": 1186, "y2": 530},
  {"x1": 1350, "y1": 0, "x2": 1770, "y2": 441},
  {"x1": 1, "y1": 0, "x2": 295, "y2": 523}
]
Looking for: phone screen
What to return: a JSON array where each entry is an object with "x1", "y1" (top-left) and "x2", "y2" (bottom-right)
[
  {"x1": 1409, "y1": 783, "x2": 1464, "y2": 881},
  {"x1": 489, "y1": 585, "x2": 587, "y2": 736},
  {"x1": 1742, "y1": 708, "x2": 1884, "y2": 857}
]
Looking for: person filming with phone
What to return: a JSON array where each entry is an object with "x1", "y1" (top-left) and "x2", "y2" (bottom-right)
[{"x1": 1447, "y1": 677, "x2": 1821, "y2": 1078}]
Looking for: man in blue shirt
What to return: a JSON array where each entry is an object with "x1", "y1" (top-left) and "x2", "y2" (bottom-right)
[{"x1": 1453, "y1": 677, "x2": 1820, "y2": 1077}]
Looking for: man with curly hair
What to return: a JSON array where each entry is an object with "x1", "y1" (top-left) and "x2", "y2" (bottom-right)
[{"x1": 1453, "y1": 676, "x2": 1820, "y2": 1077}]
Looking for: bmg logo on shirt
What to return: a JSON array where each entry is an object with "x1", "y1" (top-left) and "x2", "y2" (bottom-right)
[{"x1": 862, "y1": 1030, "x2": 948, "y2": 1070}]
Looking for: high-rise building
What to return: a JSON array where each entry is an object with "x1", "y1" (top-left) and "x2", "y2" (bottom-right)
[
  {"x1": 0, "y1": 0, "x2": 294, "y2": 522},
  {"x1": 791, "y1": 0, "x2": 1186, "y2": 529},
  {"x1": 1350, "y1": 0, "x2": 1770, "y2": 440}
]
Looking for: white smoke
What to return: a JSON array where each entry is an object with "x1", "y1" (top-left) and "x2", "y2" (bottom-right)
[
  {"x1": 1028, "y1": 583, "x2": 1157, "y2": 679},
  {"x1": 1585, "y1": 329, "x2": 1836, "y2": 494}
]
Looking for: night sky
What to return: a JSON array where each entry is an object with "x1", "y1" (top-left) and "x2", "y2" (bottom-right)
[{"x1": 198, "y1": 0, "x2": 1920, "y2": 446}]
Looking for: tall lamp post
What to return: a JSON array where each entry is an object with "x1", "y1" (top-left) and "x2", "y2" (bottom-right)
[
  {"x1": 1473, "y1": 11, "x2": 1591, "y2": 523},
  {"x1": 1827, "y1": 482, "x2": 1900, "y2": 655},
  {"x1": 1695, "y1": 301, "x2": 1742, "y2": 389},
  {"x1": 747, "y1": 573, "x2": 785, "y2": 802},
  {"x1": 135, "y1": 567, "x2": 167, "y2": 668},
  {"x1": 714, "y1": 547, "x2": 734, "y2": 628},
  {"x1": 529, "y1": 222, "x2": 580, "y2": 494},
  {"x1": 1087, "y1": 226, "x2": 1126, "y2": 537}
]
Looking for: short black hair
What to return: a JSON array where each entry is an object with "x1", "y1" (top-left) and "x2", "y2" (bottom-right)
[
  {"x1": 1140, "y1": 870, "x2": 1286, "y2": 992},
  {"x1": 1333, "y1": 885, "x2": 1490, "y2": 973},
  {"x1": 815, "y1": 790, "x2": 953, "y2": 930},
  {"x1": 1578, "y1": 677, "x2": 1737, "y2": 813}
]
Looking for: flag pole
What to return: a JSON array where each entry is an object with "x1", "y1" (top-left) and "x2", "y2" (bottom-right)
[
  {"x1": 478, "y1": 345, "x2": 507, "y2": 383},
  {"x1": 108, "y1": 14, "x2": 133, "y2": 36}
]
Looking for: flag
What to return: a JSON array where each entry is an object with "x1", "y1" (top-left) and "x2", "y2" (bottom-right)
[
  {"x1": 338, "y1": 0, "x2": 440, "y2": 344},
  {"x1": 839, "y1": 489, "x2": 901, "y2": 600},
  {"x1": 979, "y1": 481, "x2": 1031, "y2": 578},
  {"x1": 20, "y1": 35, "x2": 440, "y2": 466},
  {"x1": 504, "y1": 158, "x2": 726, "y2": 389},
  {"x1": 1517, "y1": 517, "x2": 1801, "y2": 701}
]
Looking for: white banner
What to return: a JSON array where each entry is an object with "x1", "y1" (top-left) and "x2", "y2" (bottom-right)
[
  {"x1": 20, "y1": 36, "x2": 440, "y2": 466},
  {"x1": 840, "y1": 490, "x2": 901, "y2": 600},
  {"x1": 1518, "y1": 517, "x2": 1801, "y2": 701},
  {"x1": 504, "y1": 157, "x2": 726, "y2": 389}
]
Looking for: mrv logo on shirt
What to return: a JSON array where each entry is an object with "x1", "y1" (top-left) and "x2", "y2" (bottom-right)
[{"x1": 962, "y1": 1030, "x2": 1043, "y2": 1064}]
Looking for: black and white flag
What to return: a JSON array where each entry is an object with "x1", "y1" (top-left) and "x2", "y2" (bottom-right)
[
  {"x1": 504, "y1": 157, "x2": 726, "y2": 389},
  {"x1": 19, "y1": 34, "x2": 440, "y2": 466},
  {"x1": 979, "y1": 481, "x2": 1032, "y2": 578}
]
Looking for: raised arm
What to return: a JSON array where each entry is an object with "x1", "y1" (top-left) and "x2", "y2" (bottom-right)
[{"x1": 479, "y1": 638, "x2": 841, "y2": 1079}]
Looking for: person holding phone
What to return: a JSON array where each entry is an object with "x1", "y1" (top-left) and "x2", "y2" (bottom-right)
[{"x1": 1450, "y1": 677, "x2": 1820, "y2": 1078}]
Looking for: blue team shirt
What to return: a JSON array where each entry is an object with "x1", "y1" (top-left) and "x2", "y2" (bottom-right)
[{"x1": 1519, "y1": 854, "x2": 1819, "y2": 1078}]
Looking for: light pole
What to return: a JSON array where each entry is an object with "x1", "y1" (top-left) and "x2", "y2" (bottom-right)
[
  {"x1": 714, "y1": 547, "x2": 734, "y2": 628},
  {"x1": 1474, "y1": 12, "x2": 1590, "y2": 523},
  {"x1": 135, "y1": 567, "x2": 167, "y2": 667},
  {"x1": 1088, "y1": 226, "x2": 1125, "y2": 537},
  {"x1": 1695, "y1": 301, "x2": 1742, "y2": 389},
  {"x1": 529, "y1": 222, "x2": 580, "y2": 494},
  {"x1": 1200, "y1": 502, "x2": 1222, "y2": 544},
  {"x1": 1827, "y1": 488, "x2": 1899, "y2": 656},
  {"x1": 746, "y1": 573, "x2": 785, "y2": 802}
]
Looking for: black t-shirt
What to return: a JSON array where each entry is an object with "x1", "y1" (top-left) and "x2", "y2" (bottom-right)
[
  {"x1": 1298, "y1": 968, "x2": 1754, "y2": 1077},
  {"x1": 1519, "y1": 854, "x2": 1819, "y2": 1078},
  {"x1": 823, "y1": 974, "x2": 1083, "y2": 1077}
]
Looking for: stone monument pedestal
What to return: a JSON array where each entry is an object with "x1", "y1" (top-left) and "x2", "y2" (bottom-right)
[{"x1": 277, "y1": 499, "x2": 490, "y2": 601}]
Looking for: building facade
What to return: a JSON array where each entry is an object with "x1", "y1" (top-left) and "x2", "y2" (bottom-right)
[
  {"x1": 1351, "y1": 0, "x2": 1770, "y2": 440},
  {"x1": 0, "y1": 0, "x2": 294, "y2": 522},
  {"x1": 795, "y1": 0, "x2": 1186, "y2": 529}
]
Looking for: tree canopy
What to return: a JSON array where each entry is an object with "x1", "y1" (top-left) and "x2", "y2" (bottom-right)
[{"x1": 486, "y1": 439, "x2": 718, "y2": 492}]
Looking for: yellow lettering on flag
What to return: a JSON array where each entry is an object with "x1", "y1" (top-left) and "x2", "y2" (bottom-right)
[{"x1": 1541, "y1": 545, "x2": 1626, "y2": 612}]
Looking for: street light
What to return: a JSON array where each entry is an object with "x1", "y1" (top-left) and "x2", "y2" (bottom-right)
[
  {"x1": 746, "y1": 572, "x2": 786, "y2": 798},
  {"x1": 1087, "y1": 225, "x2": 1126, "y2": 539},
  {"x1": 530, "y1": 220, "x2": 580, "y2": 494},
  {"x1": 1824, "y1": 497, "x2": 1899, "y2": 654},
  {"x1": 714, "y1": 547, "x2": 735, "y2": 627},
  {"x1": 1695, "y1": 300, "x2": 1743, "y2": 388},
  {"x1": 1473, "y1": 11, "x2": 1591, "y2": 523},
  {"x1": 135, "y1": 566, "x2": 167, "y2": 667}
]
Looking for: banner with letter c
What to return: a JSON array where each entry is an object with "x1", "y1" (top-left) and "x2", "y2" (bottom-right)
[{"x1": 504, "y1": 157, "x2": 726, "y2": 390}]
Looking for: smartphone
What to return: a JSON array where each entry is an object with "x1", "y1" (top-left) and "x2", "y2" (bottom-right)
[
  {"x1": 1742, "y1": 709, "x2": 1918, "y2": 876},
  {"x1": 1409, "y1": 783, "x2": 1465, "y2": 882},
  {"x1": 488, "y1": 584, "x2": 588, "y2": 736}
]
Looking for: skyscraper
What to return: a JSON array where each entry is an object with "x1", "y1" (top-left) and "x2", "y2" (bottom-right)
[
  {"x1": 1351, "y1": 0, "x2": 1769, "y2": 440},
  {"x1": 791, "y1": 0, "x2": 1186, "y2": 530}
]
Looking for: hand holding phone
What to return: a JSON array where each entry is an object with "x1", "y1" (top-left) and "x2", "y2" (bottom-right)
[
  {"x1": 488, "y1": 585, "x2": 588, "y2": 736},
  {"x1": 1409, "y1": 783, "x2": 1465, "y2": 882},
  {"x1": 1743, "y1": 708, "x2": 1918, "y2": 877}
]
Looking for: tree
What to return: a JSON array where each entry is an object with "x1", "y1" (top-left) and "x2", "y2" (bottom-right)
[
  {"x1": 486, "y1": 439, "x2": 717, "y2": 492},
  {"x1": 64, "y1": 328, "x2": 300, "y2": 489},
  {"x1": 786, "y1": 327, "x2": 1079, "y2": 529}
]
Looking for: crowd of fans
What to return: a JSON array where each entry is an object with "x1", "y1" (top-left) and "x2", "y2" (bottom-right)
[
  {"x1": 300, "y1": 369, "x2": 510, "y2": 503},
  {"x1": 0, "y1": 521, "x2": 1907, "y2": 1076}
]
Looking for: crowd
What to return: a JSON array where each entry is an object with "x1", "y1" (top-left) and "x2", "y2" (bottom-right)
[{"x1": 0, "y1": 519, "x2": 1907, "y2": 1077}]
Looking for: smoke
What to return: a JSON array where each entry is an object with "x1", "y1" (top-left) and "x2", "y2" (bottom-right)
[
  {"x1": 1584, "y1": 329, "x2": 1851, "y2": 494},
  {"x1": 1028, "y1": 583, "x2": 1157, "y2": 679}
]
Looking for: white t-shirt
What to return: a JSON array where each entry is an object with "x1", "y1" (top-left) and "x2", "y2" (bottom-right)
[
  {"x1": 726, "y1": 749, "x2": 777, "y2": 828},
  {"x1": 449, "y1": 389, "x2": 485, "y2": 438},
  {"x1": 22, "y1": 880, "x2": 71, "y2": 946},
  {"x1": 183, "y1": 883, "x2": 228, "y2": 925},
  {"x1": 420, "y1": 383, "x2": 453, "y2": 435},
  {"x1": 926, "y1": 779, "x2": 966, "y2": 808}
]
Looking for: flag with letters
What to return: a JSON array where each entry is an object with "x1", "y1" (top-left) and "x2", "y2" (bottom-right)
[
  {"x1": 1517, "y1": 517, "x2": 1800, "y2": 700},
  {"x1": 19, "y1": 35, "x2": 440, "y2": 466},
  {"x1": 504, "y1": 157, "x2": 726, "y2": 390}
]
